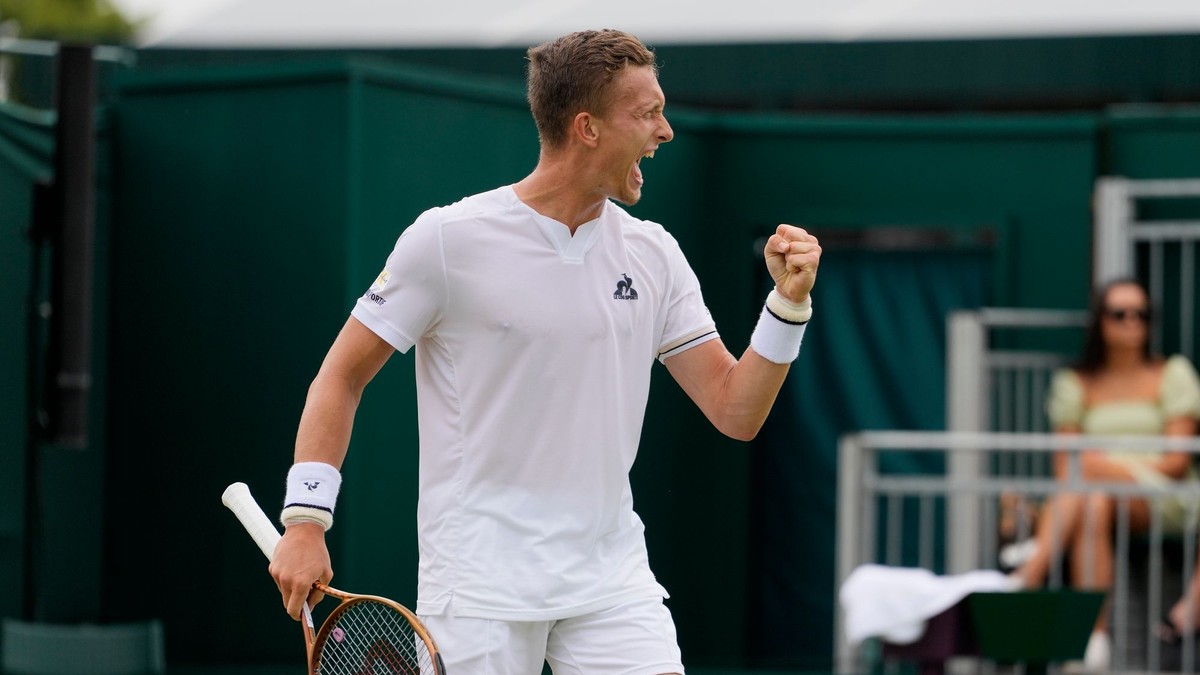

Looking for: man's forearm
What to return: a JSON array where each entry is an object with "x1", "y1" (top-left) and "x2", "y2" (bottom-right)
[{"x1": 293, "y1": 373, "x2": 362, "y2": 467}]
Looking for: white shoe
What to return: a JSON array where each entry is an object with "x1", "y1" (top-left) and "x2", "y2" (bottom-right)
[
  {"x1": 1083, "y1": 631, "x2": 1110, "y2": 672},
  {"x1": 999, "y1": 537, "x2": 1038, "y2": 570}
]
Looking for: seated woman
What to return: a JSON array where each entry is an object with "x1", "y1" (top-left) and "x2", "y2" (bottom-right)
[{"x1": 1013, "y1": 278, "x2": 1200, "y2": 670}]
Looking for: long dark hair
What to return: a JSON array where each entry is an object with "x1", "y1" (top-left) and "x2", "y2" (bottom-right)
[{"x1": 1075, "y1": 277, "x2": 1155, "y2": 374}]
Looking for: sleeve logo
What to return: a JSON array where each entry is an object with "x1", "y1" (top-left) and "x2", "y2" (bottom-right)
[{"x1": 371, "y1": 268, "x2": 391, "y2": 291}]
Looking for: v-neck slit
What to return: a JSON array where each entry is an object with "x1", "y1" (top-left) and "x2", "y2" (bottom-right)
[{"x1": 509, "y1": 187, "x2": 606, "y2": 264}]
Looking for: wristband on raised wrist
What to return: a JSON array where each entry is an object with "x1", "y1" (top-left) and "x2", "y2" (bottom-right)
[
  {"x1": 765, "y1": 289, "x2": 812, "y2": 324},
  {"x1": 750, "y1": 290, "x2": 811, "y2": 364}
]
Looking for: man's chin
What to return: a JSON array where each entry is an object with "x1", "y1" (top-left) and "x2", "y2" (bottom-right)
[{"x1": 614, "y1": 187, "x2": 642, "y2": 206}]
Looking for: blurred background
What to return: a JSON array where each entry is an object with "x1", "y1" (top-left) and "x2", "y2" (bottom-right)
[{"x1": 2, "y1": 1, "x2": 1200, "y2": 673}]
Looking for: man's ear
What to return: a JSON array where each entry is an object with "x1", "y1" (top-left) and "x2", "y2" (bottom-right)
[{"x1": 572, "y1": 111, "x2": 601, "y2": 148}]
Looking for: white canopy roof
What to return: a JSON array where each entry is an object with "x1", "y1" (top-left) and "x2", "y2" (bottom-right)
[{"x1": 116, "y1": 0, "x2": 1200, "y2": 48}]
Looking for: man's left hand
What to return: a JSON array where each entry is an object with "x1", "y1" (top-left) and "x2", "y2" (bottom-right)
[{"x1": 764, "y1": 224, "x2": 821, "y2": 303}]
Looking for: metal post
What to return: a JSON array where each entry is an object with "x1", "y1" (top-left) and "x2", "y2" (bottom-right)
[
  {"x1": 946, "y1": 311, "x2": 986, "y2": 573},
  {"x1": 1182, "y1": 242, "x2": 1195, "y2": 360},
  {"x1": 47, "y1": 44, "x2": 96, "y2": 447},
  {"x1": 836, "y1": 434, "x2": 864, "y2": 675},
  {"x1": 1094, "y1": 177, "x2": 1134, "y2": 285},
  {"x1": 28, "y1": 42, "x2": 102, "y2": 625}
]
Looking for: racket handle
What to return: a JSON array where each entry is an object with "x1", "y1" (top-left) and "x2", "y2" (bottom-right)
[{"x1": 222, "y1": 482, "x2": 283, "y2": 561}]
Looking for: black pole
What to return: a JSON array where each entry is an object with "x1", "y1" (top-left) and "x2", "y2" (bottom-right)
[
  {"x1": 23, "y1": 183, "x2": 53, "y2": 620},
  {"x1": 47, "y1": 44, "x2": 97, "y2": 448}
]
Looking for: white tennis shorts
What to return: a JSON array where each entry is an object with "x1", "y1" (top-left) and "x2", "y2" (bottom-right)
[{"x1": 420, "y1": 597, "x2": 685, "y2": 675}]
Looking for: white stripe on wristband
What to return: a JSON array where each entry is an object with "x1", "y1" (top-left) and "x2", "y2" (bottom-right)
[
  {"x1": 281, "y1": 461, "x2": 342, "y2": 531},
  {"x1": 750, "y1": 290, "x2": 810, "y2": 364},
  {"x1": 765, "y1": 289, "x2": 812, "y2": 324}
]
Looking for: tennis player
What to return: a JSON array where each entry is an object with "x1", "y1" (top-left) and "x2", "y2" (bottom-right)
[{"x1": 269, "y1": 29, "x2": 820, "y2": 674}]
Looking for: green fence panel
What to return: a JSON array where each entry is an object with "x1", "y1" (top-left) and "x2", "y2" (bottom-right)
[
  {"x1": 107, "y1": 64, "x2": 354, "y2": 663},
  {"x1": 0, "y1": 103, "x2": 53, "y2": 625},
  {"x1": 1105, "y1": 107, "x2": 1200, "y2": 180},
  {"x1": 141, "y1": 33, "x2": 1200, "y2": 112},
  {"x1": 706, "y1": 114, "x2": 1099, "y2": 309}
]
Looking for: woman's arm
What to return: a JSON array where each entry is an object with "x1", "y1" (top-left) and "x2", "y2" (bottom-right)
[
  {"x1": 1153, "y1": 416, "x2": 1199, "y2": 479},
  {"x1": 1052, "y1": 423, "x2": 1141, "y2": 483}
]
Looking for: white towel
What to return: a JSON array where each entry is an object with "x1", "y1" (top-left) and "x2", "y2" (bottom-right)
[{"x1": 840, "y1": 564, "x2": 1019, "y2": 646}]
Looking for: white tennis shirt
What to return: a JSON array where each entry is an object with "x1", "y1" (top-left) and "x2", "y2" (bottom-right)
[{"x1": 351, "y1": 186, "x2": 719, "y2": 620}]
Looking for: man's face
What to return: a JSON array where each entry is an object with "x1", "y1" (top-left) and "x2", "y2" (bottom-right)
[{"x1": 593, "y1": 66, "x2": 674, "y2": 206}]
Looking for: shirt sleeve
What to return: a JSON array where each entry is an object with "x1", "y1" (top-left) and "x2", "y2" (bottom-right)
[
  {"x1": 350, "y1": 209, "x2": 447, "y2": 353},
  {"x1": 1045, "y1": 368, "x2": 1085, "y2": 429},
  {"x1": 656, "y1": 234, "x2": 719, "y2": 362},
  {"x1": 1161, "y1": 354, "x2": 1200, "y2": 421}
]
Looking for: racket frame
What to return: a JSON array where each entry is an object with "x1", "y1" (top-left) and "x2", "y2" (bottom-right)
[{"x1": 222, "y1": 482, "x2": 446, "y2": 675}]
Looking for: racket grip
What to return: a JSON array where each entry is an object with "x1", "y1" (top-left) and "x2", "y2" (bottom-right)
[{"x1": 222, "y1": 482, "x2": 283, "y2": 561}]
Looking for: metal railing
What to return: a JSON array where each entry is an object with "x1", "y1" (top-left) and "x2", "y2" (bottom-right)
[
  {"x1": 1094, "y1": 177, "x2": 1200, "y2": 362},
  {"x1": 0, "y1": 37, "x2": 134, "y2": 65},
  {"x1": 945, "y1": 309, "x2": 1087, "y2": 575},
  {"x1": 0, "y1": 36, "x2": 134, "y2": 108},
  {"x1": 836, "y1": 430, "x2": 1200, "y2": 675}
]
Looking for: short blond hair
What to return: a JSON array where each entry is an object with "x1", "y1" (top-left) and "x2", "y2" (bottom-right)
[{"x1": 526, "y1": 29, "x2": 657, "y2": 149}]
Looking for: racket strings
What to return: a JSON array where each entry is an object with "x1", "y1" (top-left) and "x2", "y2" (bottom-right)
[{"x1": 316, "y1": 600, "x2": 432, "y2": 675}]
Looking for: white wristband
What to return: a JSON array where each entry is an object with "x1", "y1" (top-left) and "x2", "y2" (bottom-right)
[
  {"x1": 750, "y1": 291, "x2": 810, "y2": 364},
  {"x1": 281, "y1": 461, "x2": 342, "y2": 531}
]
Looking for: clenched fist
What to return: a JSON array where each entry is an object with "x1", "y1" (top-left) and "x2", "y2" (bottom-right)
[{"x1": 764, "y1": 224, "x2": 820, "y2": 303}]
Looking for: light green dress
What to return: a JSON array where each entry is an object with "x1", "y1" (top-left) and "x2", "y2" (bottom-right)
[{"x1": 1046, "y1": 354, "x2": 1200, "y2": 532}]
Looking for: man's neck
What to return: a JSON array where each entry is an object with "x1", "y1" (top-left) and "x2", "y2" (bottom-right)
[{"x1": 513, "y1": 155, "x2": 608, "y2": 234}]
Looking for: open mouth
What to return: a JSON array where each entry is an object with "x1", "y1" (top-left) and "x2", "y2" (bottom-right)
[{"x1": 632, "y1": 150, "x2": 655, "y2": 186}]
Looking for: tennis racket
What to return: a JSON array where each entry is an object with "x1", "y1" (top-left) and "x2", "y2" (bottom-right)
[{"x1": 222, "y1": 481, "x2": 446, "y2": 675}]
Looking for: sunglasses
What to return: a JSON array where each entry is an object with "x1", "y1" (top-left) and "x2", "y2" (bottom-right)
[{"x1": 1103, "y1": 308, "x2": 1150, "y2": 322}]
